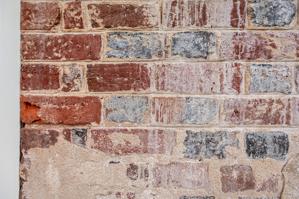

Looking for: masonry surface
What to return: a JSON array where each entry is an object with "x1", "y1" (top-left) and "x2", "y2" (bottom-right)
[{"x1": 20, "y1": 0, "x2": 299, "y2": 199}]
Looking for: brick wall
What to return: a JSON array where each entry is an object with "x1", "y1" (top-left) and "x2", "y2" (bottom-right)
[{"x1": 20, "y1": 0, "x2": 299, "y2": 198}]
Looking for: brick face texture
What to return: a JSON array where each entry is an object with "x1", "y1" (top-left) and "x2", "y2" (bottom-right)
[{"x1": 20, "y1": 0, "x2": 299, "y2": 198}]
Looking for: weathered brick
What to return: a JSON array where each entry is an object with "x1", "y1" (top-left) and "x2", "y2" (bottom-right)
[
  {"x1": 155, "y1": 63, "x2": 243, "y2": 94},
  {"x1": 20, "y1": 96, "x2": 101, "y2": 125},
  {"x1": 163, "y1": 0, "x2": 246, "y2": 29},
  {"x1": 220, "y1": 31, "x2": 299, "y2": 61},
  {"x1": 221, "y1": 164, "x2": 256, "y2": 192},
  {"x1": 223, "y1": 98, "x2": 291, "y2": 125},
  {"x1": 180, "y1": 197, "x2": 215, "y2": 199},
  {"x1": 21, "y1": 2, "x2": 60, "y2": 30},
  {"x1": 21, "y1": 64, "x2": 60, "y2": 91},
  {"x1": 87, "y1": 3, "x2": 159, "y2": 29},
  {"x1": 246, "y1": 132, "x2": 289, "y2": 160},
  {"x1": 152, "y1": 97, "x2": 218, "y2": 125},
  {"x1": 105, "y1": 32, "x2": 164, "y2": 59},
  {"x1": 292, "y1": 98, "x2": 299, "y2": 125},
  {"x1": 171, "y1": 32, "x2": 216, "y2": 59},
  {"x1": 183, "y1": 130, "x2": 239, "y2": 160},
  {"x1": 63, "y1": 129, "x2": 87, "y2": 147},
  {"x1": 21, "y1": 34, "x2": 101, "y2": 61},
  {"x1": 153, "y1": 162, "x2": 209, "y2": 189},
  {"x1": 104, "y1": 96, "x2": 149, "y2": 124},
  {"x1": 282, "y1": 154, "x2": 299, "y2": 198},
  {"x1": 126, "y1": 163, "x2": 149, "y2": 182},
  {"x1": 21, "y1": 128, "x2": 59, "y2": 153},
  {"x1": 63, "y1": 2, "x2": 84, "y2": 29},
  {"x1": 248, "y1": 0, "x2": 296, "y2": 28},
  {"x1": 61, "y1": 64, "x2": 83, "y2": 92},
  {"x1": 87, "y1": 63, "x2": 150, "y2": 92},
  {"x1": 295, "y1": 66, "x2": 299, "y2": 93},
  {"x1": 257, "y1": 175, "x2": 279, "y2": 192},
  {"x1": 90, "y1": 129, "x2": 176, "y2": 155},
  {"x1": 248, "y1": 64, "x2": 292, "y2": 94}
]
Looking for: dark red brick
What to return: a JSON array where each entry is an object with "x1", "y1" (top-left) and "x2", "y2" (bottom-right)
[
  {"x1": 63, "y1": 2, "x2": 84, "y2": 29},
  {"x1": 87, "y1": 63, "x2": 150, "y2": 92},
  {"x1": 21, "y1": 64, "x2": 60, "y2": 90},
  {"x1": 87, "y1": 3, "x2": 159, "y2": 29},
  {"x1": 20, "y1": 96, "x2": 101, "y2": 125},
  {"x1": 21, "y1": 34, "x2": 101, "y2": 61},
  {"x1": 21, "y1": 2, "x2": 61, "y2": 30}
]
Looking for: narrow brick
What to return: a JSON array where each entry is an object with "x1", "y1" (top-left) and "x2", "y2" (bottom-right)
[
  {"x1": 248, "y1": 64, "x2": 292, "y2": 94},
  {"x1": 90, "y1": 129, "x2": 176, "y2": 155},
  {"x1": 221, "y1": 165, "x2": 256, "y2": 192},
  {"x1": 21, "y1": 34, "x2": 101, "y2": 61},
  {"x1": 183, "y1": 130, "x2": 239, "y2": 160},
  {"x1": 87, "y1": 63, "x2": 150, "y2": 92},
  {"x1": 223, "y1": 98, "x2": 291, "y2": 125},
  {"x1": 163, "y1": 0, "x2": 246, "y2": 29},
  {"x1": 248, "y1": 0, "x2": 296, "y2": 28},
  {"x1": 155, "y1": 63, "x2": 243, "y2": 94},
  {"x1": 295, "y1": 66, "x2": 299, "y2": 93},
  {"x1": 63, "y1": 2, "x2": 84, "y2": 29},
  {"x1": 20, "y1": 96, "x2": 101, "y2": 125},
  {"x1": 171, "y1": 32, "x2": 216, "y2": 59},
  {"x1": 21, "y1": 2, "x2": 60, "y2": 30},
  {"x1": 246, "y1": 132, "x2": 289, "y2": 160},
  {"x1": 21, "y1": 64, "x2": 60, "y2": 91},
  {"x1": 61, "y1": 64, "x2": 83, "y2": 92},
  {"x1": 104, "y1": 96, "x2": 149, "y2": 124},
  {"x1": 153, "y1": 162, "x2": 209, "y2": 189},
  {"x1": 220, "y1": 31, "x2": 299, "y2": 61},
  {"x1": 152, "y1": 97, "x2": 218, "y2": 125},
  {"x1": 87, "y1": 3, "x2": 159, "y2": 29},
  {"x1": 105, "y1": 32, "x2": 164, "y2": 59}
]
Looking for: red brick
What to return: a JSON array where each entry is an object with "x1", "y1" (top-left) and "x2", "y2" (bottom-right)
[
  {"x1": 220, "y1": 31, "x2": 299, "y2": 60},
  {"x1": 21, "y1": 34, "x2": 101, "y2": 61},
  {"x1": 90, "y1": 129, "x2": 176, "y2": 155},
  {"x1": 87, "y1": 63, "x2": 150, "y2": 92},
  {"x1": 152, "y1": 97, "x2": 218, "y2": 125},
  {"x1": 220, "y1": 164, "x2": 255, "y2": 192},
  {"x1": 63, "y1": 2, "x2": 84, "y2": 29},
  {"x1": 20, "y1": 96, "x2": 101, "y2": 125},
  {"x1": 153, "y1": 162, "x2": 209, "y2": 189},
  {"x1": 21, "y1": 64, "x2": 60, "y2": 91},
  {"x1": 223, "y1": 98, "x2": 291, "y2": 125},
  {"x1": 163, "y1": 0, "x2": 246, "y2": 29},
  {"x1": 87, "y1": 3, "x2": 159, "y2": 29},
  {"x1": 155, "y1": 63, "x2": 243, "y2": 94},
  {"x1": 21, "y1": 2, "x2": 61, "y2": 30},
  {"x1": 21, "y1": 128, "x2": 59, "y2": 153}
]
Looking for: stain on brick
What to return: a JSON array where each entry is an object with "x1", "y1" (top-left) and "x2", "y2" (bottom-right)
[
  {"x1": 21, "y1": 34, "x2": 101, "y2": 61},
  {"x1": 105, "y1": 96, "x2": 148, "y2": 124},
  {"x1": 91, "y1": 129, "x2": 176, "y2": 155},
  {"x1": 171, "y1": 32, "x2": 216, "y2": 59},
  {"x1": 21, "y1": 2, "x2": 60, "y2": 30},
  {"x1": 127, "y1": 164, "x2": 139, "y2": 180},
  {"x1": 248, "y1": 64, "x2": 292, "y2": 94},
  {"x1": 152, "y1": 97, "x2": 218, "y2": 125},
  {"x1": 155, "y1": 63, "x2": 243, "y2": 94},
  {"x1": 221, "y1": 164, "x2": 256, "y2": 192},
  {"x1": 87, "y1": 63, "x2": 150, "y2": 92},
  {"x1": 62, "y1": 64, "x2": 83, "y2": 92},
  {"x1": 126, "y1": 163, "x2": 149, "y2": 181},
  {"x1": 87, "y1": 3, "x2": 158, "y2": 29},
  {"x1": 21, "y1": 64, "x2": 60, "y2": 91},
  {"x1": 223, "y1": 98, "x2": 291, "y2": 125},
  {"x1": 63, "y1": 2, "x2": 84, "y2": 29},
  {"x1": 248, "y1": 0, "x2": 296, "y2": 27},
  {"x1": 246, "y1": 132, "x2": 289, "y2": 160},
  {"x1": 153, "y1": 162, "x2": 209, "y2": 189},
  {"x1": 21, "y1": 128, "x2": 59, "y2": 153},
  {"x1": 71, "y1": 129, "x2": 87, "y2": 147},
  {"x1": 106, "y1": 32, "x2": 164, "y2": 59},
  {"x1": 183, "y1": 130, "x2": 239, "y2": 160}
]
